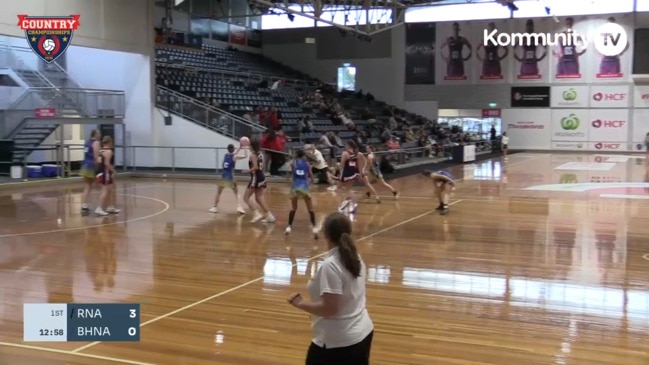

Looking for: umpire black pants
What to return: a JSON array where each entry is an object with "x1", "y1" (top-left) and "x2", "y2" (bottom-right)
[{"x1": 305, "y1": 331, "x2": 373, "y2": 365}]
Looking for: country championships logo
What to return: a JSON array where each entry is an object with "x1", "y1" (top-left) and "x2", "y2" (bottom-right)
[
  {"x1": 561, "y1": 114, "x2": 580, "y2": 130},
  {"x1": 562, "y1": 88, "x2": 577, "y2": 101}
]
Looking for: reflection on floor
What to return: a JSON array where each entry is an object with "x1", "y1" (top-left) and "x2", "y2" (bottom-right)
[{"x1": 0, "y1": 152, "x2": 648, "y2": 365}]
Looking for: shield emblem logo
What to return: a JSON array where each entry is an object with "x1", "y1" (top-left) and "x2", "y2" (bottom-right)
[{"x1": 18, "y1": 15, "x2": 80, "y2": 64}]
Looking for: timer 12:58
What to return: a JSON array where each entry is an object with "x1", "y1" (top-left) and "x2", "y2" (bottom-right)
[{"x1": 39, "y1": 329, "x2": 64, "y2": 336}]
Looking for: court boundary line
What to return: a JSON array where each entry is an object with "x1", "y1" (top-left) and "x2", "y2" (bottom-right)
[
  {"x1": 70, "y1": 199, "x2": 464, "y2": 354},
  {"x1": 643, "y1": 254, "x2": 649, "y2": 261},
  {"x1": 0, "y1": 194, "x2": 170, "y2": 238},
  {"x1": 0, "y1": 341, "x2": 156, "y2": 365}
]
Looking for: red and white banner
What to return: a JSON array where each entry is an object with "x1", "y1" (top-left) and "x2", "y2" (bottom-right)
[
  {"x1": 481, "y1": 109, "x2": 501, "y2": 117},
  {"x1": 631, "y1": 109, "x2": 649, "y2": 151},
  {"x1": 587, "y1": 142, "x2": 627, "y2": 151},
  {"x1": 589, "y1": 85, "x2": 630, "y2": 107},
  {"x1": 633, "y1": 85, "x2": 649, "y2": 107},
  {"x1": 34, "y1": 108, "x2": 56, "y2": 118},
  {"x1": 587, "y1": 109, "x2": 629, "y2": 142},
  {"x1": 501, "y1": 108, "x2": 551, "y2": 149}
]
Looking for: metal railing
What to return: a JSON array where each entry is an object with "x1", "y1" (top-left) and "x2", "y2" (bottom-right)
[
  {"x1": 0, "y1": 44, "x2": 83, "y2": 88},
  {"x1": 0, "y1": 140, "x2": 498, "y2": 179},
  {"x1": 156, "y1": 85, "x2": 265, "y2": 139}
]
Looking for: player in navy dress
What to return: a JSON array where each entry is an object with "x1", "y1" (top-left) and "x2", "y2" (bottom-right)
[
  {"x1": 554, "y1": 17, "x2": 586, "y2": 77},
  {"x1": 242, "y1": 139, "x2": 275, "y2": 223},
  {"x1": 210, "y1": 144, "x2": 247, "y2": 214},
  {"x1": 422, "y1": 170, "x2": 456, "y2": 215},
  {"x1": 514, "y1": 19, "x2": 547, "y2": 77},
  {"x1": 363, "y1": 145, "x2": 398, "y2": 200},
  {"x1": 95, "y1": 136, "x2": 120, "y2": 216},
  {"x1": 284, "y1": 149, "x2": 319, "y2": 238},
  {"x1": 598, "y1": 17, "x2": 626, "y2": 76},
  {"x1": 337, "y1": 140, "x2": 366, "y2": 214},
  {"x1": 80, "y1": 129, "x2": 100, "y2": 213},
  {"x1": 441, "y1": 22, "x2": 472, "y2": 79},
  {"x1": 477, "y1": 22, "x2": 508, "y2": 78}
]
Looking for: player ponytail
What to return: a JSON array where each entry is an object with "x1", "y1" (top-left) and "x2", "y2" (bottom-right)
[{"x1": 323, "y1": 212, "x2": 361, "y2": 278}]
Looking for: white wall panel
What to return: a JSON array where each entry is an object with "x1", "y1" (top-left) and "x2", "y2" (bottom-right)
[{"x1": 0, "y1": 0, "x2": 153, "y2": 55}]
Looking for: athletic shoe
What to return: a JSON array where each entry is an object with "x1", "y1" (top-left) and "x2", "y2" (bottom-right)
[
  {"x1": 95, "y1": 207, "x2": 108, "y2": 216},
  {"x1": 209, "y1": 207, "x2": 219, "y2": 213},
  {"x1": 261, "y1": 213, "x2": 276, "y2": 223},
  {"x1": 285, "y1": 226, "x2": 292, "y2": 235},
  {"x1": 236, "y1": 206, "x2": 245, "y2": 214},
  {"x1": 338, "y1": 199, "x2": 350, "y2": 212},
  {"x1": 251, "y1": 210, "x2": 263, "y2": 223},
  {"x1": 106, "y1": 207, "x2": 120, "y2": 214},
  {"x1": 327, "y1": 185, "x2": 337, "y2": 192}
]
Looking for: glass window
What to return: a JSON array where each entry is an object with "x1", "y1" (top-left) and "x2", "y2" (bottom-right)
[
  {"x1": 317, "y1": 7, "x2": 392, "y2": 27},
  {"x1": 175, "y1": 0, "x2": 190, "y2": 13},
  {"x1": 261, "y1": 8, "x2": 315, "y2": 30},
  {"x1": 405, "y1": 2, "x2": 510, "y2": 23},
  {"x1": 513, "y1": 0, "x2": 634, "y2": 18}
]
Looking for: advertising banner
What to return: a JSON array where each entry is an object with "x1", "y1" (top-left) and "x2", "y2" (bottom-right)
[
  {"x1": 631, "y1": 109, "x2": 649, "y2": 151},
  {"x1": 551, "y1": 109, "x2": 589, "y2": 142},
  {"x1": 589, "y1": 85, "x2": 630, "y2": 108},
  {"x1": 587, "y1": 109, "x2": 629, "y2": 142},
  {"x1": 551, "y1": 86, "x2": 589, "y2": 108},
  {"x1": 502, "y1": 108, "x2": 551, "y2": 149}
]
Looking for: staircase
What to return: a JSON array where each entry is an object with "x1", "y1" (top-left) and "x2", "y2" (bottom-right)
[
  {"x1": 14, "y1": 69, "x2": 53, "y2": 88},
  {"x1": 0, "y1": 44, "x2": 125, "y2": 165}
]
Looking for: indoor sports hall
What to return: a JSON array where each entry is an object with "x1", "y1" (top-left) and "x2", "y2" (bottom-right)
[{"x1": 1, "y1": 0, "x2": 649, "y2": 364}]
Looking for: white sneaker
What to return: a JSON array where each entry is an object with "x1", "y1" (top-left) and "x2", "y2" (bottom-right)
[
  {"x1": 209, "y1": 207, "x2": 219, "y2": 213},
  {"x1": 262, "y1": 213, "x2": 276, "y2": 223},
  {"x1": 251, "y1": 210, "x2": 263, "y2": 223},
  {"x1": 312, "y1": 226, "x2": 319, "y2": 239},
  {"x1": 106, "y1": 207, "x2": 120, "y2": 214},
  {"x1": 95, "y1": 207, "x2": 108, "y2": 216},
  {"x1": 327, "y1": 185, "x2": 337, "y2": 192},
  {"x1": 285, "y1": 226, "x2": 292, "y2": 235},
  {"x1": 236, "y1": 206, "x2": 245, "y2": 214},
  {"x1": 338, "y1": 199, "x2": 350, "y2": 212}
]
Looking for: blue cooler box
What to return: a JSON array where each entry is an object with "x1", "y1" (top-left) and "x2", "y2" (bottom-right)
[
  {"x1": 26, "y1": 165, "x2": 42, "y2": 178},
  {"x1": 42, "y1": 164, "x2": 59, "y2": 177}
]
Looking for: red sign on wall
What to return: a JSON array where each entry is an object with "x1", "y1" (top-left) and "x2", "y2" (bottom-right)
[
  {"x1": 34, "y1": 108, "x2": 56, "y2": 118},
  {"x1": 482, "y1": 109, "x2": 501, "y2": 117},
  {"x1": 229, "y1": 24, "x2": 247, "y2": 46}
]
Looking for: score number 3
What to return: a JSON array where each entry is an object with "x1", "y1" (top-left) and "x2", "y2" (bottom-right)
[{"x1": 128, "y1": 308, "x2": 138, "y2": 337}]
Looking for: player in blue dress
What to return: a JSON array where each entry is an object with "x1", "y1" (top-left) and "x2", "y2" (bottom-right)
[
  {"x1": 422, "y1": 170, "x2": 456, "y2": 215},
  {"x1": 284, "y1": 149, "x2": 319, "y2": 239},
  {"x1": 210, "y1": 144, "x2": 247, "y2": 214},
  {"x1": 80, "y1": 129, "x2": 100, "y2": 213},
  {"x1": 363, "y1": 145, "x2": 398, "y2": 200}
]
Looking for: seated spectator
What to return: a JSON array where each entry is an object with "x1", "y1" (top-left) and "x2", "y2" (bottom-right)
[
  {"x1": 332, "y1": 131, "x2": 345, "y2": 148},
  {"x1": 319, "y1": 131, "x2": 337, "y2": 163},
  {"x1": 388, "y1": 113, "x2": 398, "y2": 131},
  {"x1": 298, "y1": 115, "x2": 314, "y2": 133},
  {"x1": 386, "y1": 138, "x2": 400, "y2": 151},
  {"x1": 380, "y1": 127, "x2": 392, "y2": 143},
  {"x1": 361, "y1": 108, "x2": 375, "y2": 120},
  {"x1": 270, "y1": 79, "x2": 283, "y2": 90},
  {"x1": 418, "y1": 135, "x2": 433, "y2": 157}
]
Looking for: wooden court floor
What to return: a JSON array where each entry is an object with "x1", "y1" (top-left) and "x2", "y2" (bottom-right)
[{"x1": 0, "y1": 152, "x2": 648, "y2": 365}]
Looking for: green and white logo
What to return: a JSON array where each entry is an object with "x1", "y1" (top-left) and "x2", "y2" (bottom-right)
[
  {"x1": 562, "y1": 88, "x2": 577, "y2": 101},
  {"x1": 561, "y1": 114, "x2": 580, "y2": 130},
  {"x1": 559, "y1": 173, "x2": 578, "y2": 184}
]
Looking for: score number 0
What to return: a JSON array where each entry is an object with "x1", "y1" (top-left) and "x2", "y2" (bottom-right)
[{"x1": 128, "y1": 308, "x2": 138, "y2": 337}]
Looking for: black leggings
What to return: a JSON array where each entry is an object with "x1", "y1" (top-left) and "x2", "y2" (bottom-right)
[{"x1": 305, "y1": 331, "x2": 373, "y2": 365}]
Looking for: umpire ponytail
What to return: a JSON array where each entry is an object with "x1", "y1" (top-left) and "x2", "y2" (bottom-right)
[{"x1": 323, "y1": 212, "x2": 361, "y2": 278}]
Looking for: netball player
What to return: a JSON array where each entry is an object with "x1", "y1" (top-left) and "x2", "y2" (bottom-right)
[
  {"x1": 284, "y1": 149, "x2": 319, "y2": 238},
  {"x1": 364, "y1": 146, "x2": 397, "y2": 199},
  {"x1": 305, "y1": 144, "x2": 337, "y2": 190},
  {"x1": 598, "y1": 17, "x2": 626, "y2": 76},
  {"x1": 209, "y1": 144, "x2": 247, "y2": 214},
  {"x1": 80, "y1": 129, "x2": 100, "y2": 213},
  {"x1": 477, "y1": 22, "x2": 508, "y2": 78},
  {"x1": 554, "y1": 17, "x2": 586, "y2": 76},
  {"x1": 441, "y1": 22, "x2": 472, "y2": 79},
  {"x1": 514, "y1": 19, "x2": 547, "y2": 77},
  {"x1": 243, "y1": 139, "x2": 275, "y2": 223},
  {"x1": 337, "y1": 140, "x2": 365, "y2": 214},
  {"x1": 95, "y1": 136, "x2": 119, "y2": 216},
  {"x1": 422, "y1": 170, "x2": 455, "y2": 215}
]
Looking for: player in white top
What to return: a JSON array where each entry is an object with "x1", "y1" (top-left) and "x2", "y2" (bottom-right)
[
  {"x1": 287, "y1": 212, "x2": 373, "y2": 365},
  {"x1": 304, "y1": 144, "x2": 337, "y2": 191},
  {"x1": 501, "y1": 132, "x2": 509, "y2": 160}
]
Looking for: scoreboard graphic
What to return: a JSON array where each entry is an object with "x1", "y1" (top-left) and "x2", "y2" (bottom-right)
[{"x1": 23, "y1": 303, "x2": 140, "y2": 342}]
